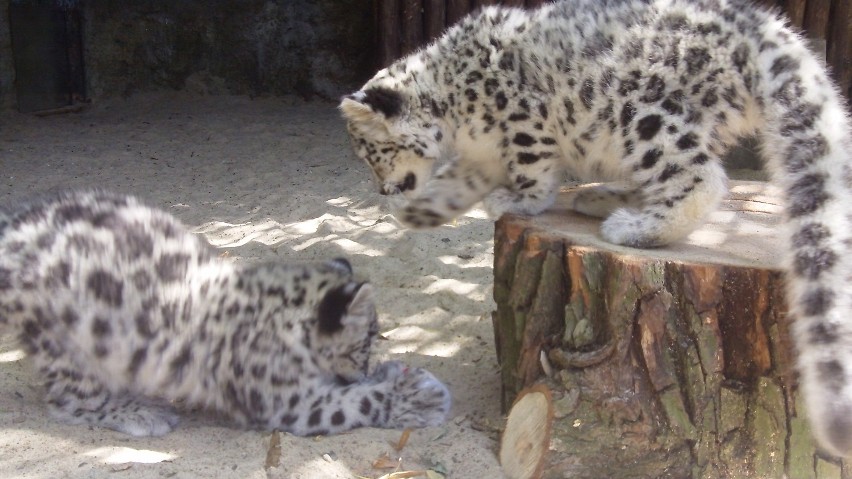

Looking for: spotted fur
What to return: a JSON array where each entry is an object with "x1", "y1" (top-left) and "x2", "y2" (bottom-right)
[
  {"x1": 0, "y1": 190, "x2": 450, "y2": 436},
  {"x1": 341, "y1": 0, "x2": 852, "y2": 457}
]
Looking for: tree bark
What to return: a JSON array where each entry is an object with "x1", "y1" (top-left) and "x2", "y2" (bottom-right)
[{"x1": 492, "y1": 181, "x2": 848, "y2": 478}]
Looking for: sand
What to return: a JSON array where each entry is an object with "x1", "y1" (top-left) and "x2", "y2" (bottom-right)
[{"x1": 0, "y1": 93, "x2": 506, "y2": 478}]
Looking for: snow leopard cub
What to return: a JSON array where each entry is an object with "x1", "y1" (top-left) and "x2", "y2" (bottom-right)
[
  {"x1": 0, "y1": 190, "x2": 451, "y2": 436},
  {"x1": 341, "y1": 0, "x2": 852, "y2": 457}
]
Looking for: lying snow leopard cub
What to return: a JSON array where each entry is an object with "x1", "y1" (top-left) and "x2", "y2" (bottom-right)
[
  {"x1": 341, "y1": 0, "x2": 852, "y2": 457},
  {"x1": 0, "y1": 190, "x2": 450, "y2": 436}
]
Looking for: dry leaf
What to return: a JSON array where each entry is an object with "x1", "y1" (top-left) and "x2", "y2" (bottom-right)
[
  {"x1": 264, "y1": 431, "x2": 281, "y2": 469},
  {"x1": 376, "y1": 471, "x2": 428, "y2": 479},
  {"x1": 371, "y1": 452, "x2": 400, "y2": 470}
]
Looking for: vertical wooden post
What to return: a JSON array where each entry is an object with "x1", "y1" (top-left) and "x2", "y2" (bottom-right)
[
  {"x1": 827, "y1": 0, "x2": 852, "y2": 102},
  {"x1": 752, "y1": 0, "x2": 779, "y2": 10},
  {"x1": 423, "y1": 0, "x2": 447, "y2": 43},
  {"x1": 400, "y1": 1, "x2": 424, "y2": 57},
  {"x1": 475, "y1": 0, "x2": 500, "y2": 8},
  {"x1": 804, "y1": 0, "x2": 831, "y2": 38},
  {"x1": 446, "y1": 0, "x2": 472, "y2": 26},
  {"x1": 781, "y1": 0, "x2": 807, "y2": 27},
  {"x1": 377, "y1": 0, "x2": 400, "y2": 67}
]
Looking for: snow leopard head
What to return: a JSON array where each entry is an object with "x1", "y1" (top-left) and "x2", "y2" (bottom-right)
[{"x1": 340, "y1": 86, "x2": 444, "y2": 201}]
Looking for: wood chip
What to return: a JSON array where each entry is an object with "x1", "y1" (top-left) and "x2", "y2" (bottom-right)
[{"x1": 394, "y1": 429, "x2": 411, "y2": 451}]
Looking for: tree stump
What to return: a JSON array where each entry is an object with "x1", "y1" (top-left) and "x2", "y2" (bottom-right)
[{"x1": 492, "y1": 181, "x2": 848, "y2": 478}]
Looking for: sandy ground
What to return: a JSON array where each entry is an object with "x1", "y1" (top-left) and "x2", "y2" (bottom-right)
[{"x1": 0, "y1": 93, "x2": 506, "y2": 478}]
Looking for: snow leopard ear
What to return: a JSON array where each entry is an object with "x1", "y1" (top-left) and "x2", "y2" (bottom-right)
[
  {"x1": 317, "y1": 282, "x2": 374, "y2": 335},
  {"x1": 340, "y1": 87, "x2": 404, "y2": 123}
]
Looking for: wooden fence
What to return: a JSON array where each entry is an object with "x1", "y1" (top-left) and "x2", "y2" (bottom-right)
[{"x1": 374, "y1": 0, "x2": 852, "y2": 102}]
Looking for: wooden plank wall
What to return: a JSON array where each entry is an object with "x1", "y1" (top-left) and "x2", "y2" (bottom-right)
[{"x1": 374, "y1": 0, "x2": 852, "y2": 103}]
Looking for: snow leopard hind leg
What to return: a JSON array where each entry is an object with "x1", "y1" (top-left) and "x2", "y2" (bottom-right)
[
  {"x1": 39, "y1": 358, "x2": 180, "y2": 436},
  {"x1": 597, "y1": 145, "x2": 729, "y2": 248},
  {"x1": 588, "y1": 76, "x2": 732, "y2": 249}
]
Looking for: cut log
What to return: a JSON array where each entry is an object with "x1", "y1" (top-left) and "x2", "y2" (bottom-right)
[
  {"x1": 500, "y1": 384, "x2": 554, "y2": 479},
  {"x1": 492, "y1": 181, "x2": 848, "y2": 478}
]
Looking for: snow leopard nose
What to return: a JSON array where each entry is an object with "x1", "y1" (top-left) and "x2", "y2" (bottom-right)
[
  {"x1": 379, "y1": 184, "x2": 399, "y2": 196},
  {"x1": 379, "y1": 173, "x2": 416, "y2": 196},
  {"x1": 398, "y1": 172, "x2": 416, "y2": 193}
]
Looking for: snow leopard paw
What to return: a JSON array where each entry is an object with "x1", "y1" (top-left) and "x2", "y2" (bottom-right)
[
  {"x1": 108, "y1": 403, "x2": 181, "y2": 437},
  {"x1": 482, "y1": 187, "x2": 519, "y2": 218},
  {"x1": 599, "y1": 208, "x2": 665, "y2": 248},
  {"x1": 484, "y1": 186, "x2": 556, "y2": 219},
  {"x1": 396, "y1": 203, "x2": 452, "y2": 229},
  {"x1": 387, "y1": 366, "x2": 452, "y2": 429},
  {"x1": 370, "y1": 360, "x2": 407, "y2": 382}
]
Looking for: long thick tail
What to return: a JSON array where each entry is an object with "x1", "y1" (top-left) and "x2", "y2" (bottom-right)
[{"x1": 756, "y1": 10, "x2": 852, "y2": 457}]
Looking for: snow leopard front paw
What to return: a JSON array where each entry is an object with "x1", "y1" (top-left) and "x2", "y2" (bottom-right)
[
  {"x1": 370, "y1": 360, "x2": 407, "y2": 382},
  {"x1": 484, "y1": 186, "x2": 556, "y2": 219},
  {"x1": 482, "y1": 187, "x2": 519, "y2": 218},
  {"x1": 110, "y1": 404, "x2": 181, "y2": 437},
  {"x1": 386, "y1": 367, "x2": 452, "y2": 429},
  {"x1": 395, "y1": 203, "x2": 451, "y2": 229}
]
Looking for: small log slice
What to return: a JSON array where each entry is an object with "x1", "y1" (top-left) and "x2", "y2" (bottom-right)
[
  {"x1": 500, "y1": 384, "x2": 555, "y2": 479},
  {"x1": 492, "y1": 181, "x2": 847, "y2": 478}
]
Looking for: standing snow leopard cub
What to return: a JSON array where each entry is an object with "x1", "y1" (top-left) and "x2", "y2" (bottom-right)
[
  {"x1": 341, "y1": 0, "x2": 852, "y2": 457},
  {"x1": 0, "y1": 190, "x2": 450, "y2": 436}
]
